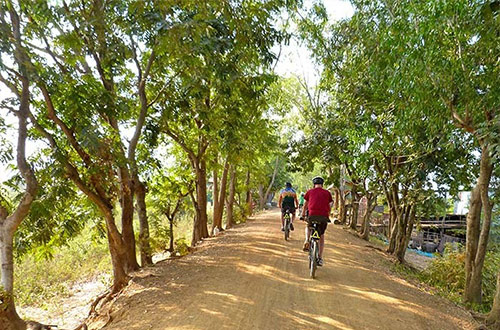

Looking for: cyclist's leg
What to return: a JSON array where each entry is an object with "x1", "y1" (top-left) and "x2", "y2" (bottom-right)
[
  {"x1": 302, "y1": 218, "x2": 310, "y2": 250},
  {"x1": 280, "y1": 208, "x2": 285, "y2": 228},
  {"x1": 319, "y1": 234, "x2": 325, "y2": 258},
  {"x1": 318, "y1": 222, "x2": 327, "y2": 258}
]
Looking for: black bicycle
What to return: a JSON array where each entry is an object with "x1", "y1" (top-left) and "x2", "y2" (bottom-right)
[
  {"x1": 308, "y1": 221, "x2": 321, "y2": 278},
  {"x1": 283, "y1": 209, "x2": 291, "y2": 241}
]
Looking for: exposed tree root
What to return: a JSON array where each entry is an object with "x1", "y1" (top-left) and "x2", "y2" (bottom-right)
[
  {"x1": 102, "y1": 311, "x2": 113, "y2": 328},
  {"x1": 88, "y1": 291, "x2": 111, "y2": 318},
  {"x1": 73, "y1": 280, "x2": 129, "y2": 330},
  {"x1": 364, "y1": 244, "x2": 385, "y2": 253},
  {"x1": 25, "y1": 321, "x2": 57, "y2": 330},
  {"x1": 72, "y1": 323, "x2": 88, "y2": 330}
]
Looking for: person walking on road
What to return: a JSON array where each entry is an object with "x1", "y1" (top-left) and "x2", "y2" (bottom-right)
[{"x1": 298, "y1": 192, "x2": 305, "y2": 212}]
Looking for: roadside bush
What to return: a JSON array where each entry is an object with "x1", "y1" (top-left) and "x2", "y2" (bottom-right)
[
  {"x1": 175, "y1": 238, "x2": 190, "y2": 256},
  {"x1": 149, "y1": 222, "x2": 171, "y2": 253},
  {"x1": 422, "y1": 245, "x2": 500, "y2": 312},
  {"x1": 233, "y1": 204, "x2": 247, "y2": 224},
  {"x1": 423, "y1": 247, "x2": 465, "y2": 304}
]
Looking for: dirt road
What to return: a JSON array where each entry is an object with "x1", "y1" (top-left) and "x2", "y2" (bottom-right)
[{"x1": 91, "y1": 210, "x2": 477, "y2": 330}]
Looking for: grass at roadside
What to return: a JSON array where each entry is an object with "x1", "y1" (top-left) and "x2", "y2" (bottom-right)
[
  {"x1": 14, "y1": 228, "x2": 111, "y2": 308},
  {"x1": 13, "y1": 205, "x2": 250, "y2": 311},
  {"x1": 390, "y1": 246, "x2": 500, "y2": 314}
]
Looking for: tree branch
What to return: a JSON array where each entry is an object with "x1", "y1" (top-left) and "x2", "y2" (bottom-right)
[{"x1": 37, "y1": 83, "x2": 93, "y2": 167}]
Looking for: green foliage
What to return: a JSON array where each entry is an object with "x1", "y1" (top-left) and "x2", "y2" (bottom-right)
[
  {"x1": 421, "y1": 246, "x2": 500, "y2": 312},
  {"x1": 174, "y1": 238, "x2": 190, "y2": 256},
  {"x1": 226, "y1": 203, "x2": 247, "y2": 225},
  {"x1": 424, "y1": 248, "x2": 466, "y2": 300},
  {"x1": 0, "y1": 285, "x2": 13, "y2": 311},
  {"x1": 148, "y1": 221, "x2": 171, "y2": 253},
  {"x1": 15, "y1": 166, "x2": 98, "y2": 258},
  {"x1": 0, "y1": 115, "x2": 13, "y2": 166}
]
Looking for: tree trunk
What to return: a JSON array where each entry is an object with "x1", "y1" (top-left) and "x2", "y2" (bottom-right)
[
  {"x1": 0, "y1": 229, "x2": 26, "y2": 330},
  {"x1": 119, "y1": 171, "x2": 140, "y2": 272},
  {"x1": 168, "y1": 217, "x2": 174, "y2": 252},
  {"x1": 395, "y1": 205, "x2": 416, "y2": 263},
  {"x1": 387, "y1": 184, "x2": 401, "y2": 254},
  {"x1": 379, "y1": 179, "x2": 394, "y2": 240},
  {"x1": 225, "y1": 165, "x2": 236, "y2": 229},
  {"x1": 487, "y1": 272, "x2": 500, "y2": 328},
  {"x1": 192, "y1": 159, "x2": 209, "y2": 245},
  {"x1": 258, "y1": 184, "x2": 266, "y2": 210},
  {"x1": 245, "y1": 169, "x2": 252, "y2": 216},
  {"x1": 135, "y1": 178, "x2": 152, "y2": 266},
  {"x1": 338, "y1": 191, "x2": 346, "y2": 224},
  {"x1": 464, "y1": 146, "x2": 493, "y2": 304},
  {"x1": 264, "y1": 157, "x2": 279, "y2": 206},
  {"x1": 349, "y1": 188, "x2": 359, "y2": 230},
  {"x1": 102, "y1": 211, "x2": 130, "y2": 292},
  {"x1": 333, "y1": 188, "x2": 339, "y2": 213},
  {"x1": 127, "y1": 47, "x2": 155, "y2": 268},
  {"x1": 360, "y1": 194, "x2": 376, "y2": 240},
  {"x1": 106, "y1": 233, "x2": 130, "y2": 293},
  {"x1": 0, "y1": 23, "x2": 37, "y2": 327},
  {"x1": 189, "y1": 191, "x2": 201, "y2": 247},
  {"x1": 212, "y1": 165, "x2": 219, "y2": 230},
  {"x1": 212, "y1": 159, "x2": 229, "y2": 234}
]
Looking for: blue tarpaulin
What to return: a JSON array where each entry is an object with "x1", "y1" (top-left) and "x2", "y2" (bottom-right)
[{"x1": 409, "y1": 249, "x2": 436, "y2": 258}]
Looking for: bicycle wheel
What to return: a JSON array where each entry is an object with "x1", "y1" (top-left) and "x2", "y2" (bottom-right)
[
  {"x1": 284, "y1": 215, "x2": 290, "y2": 241},
  {"x1": 309, "y1": 240, "x2": 317, "y2": 278}
]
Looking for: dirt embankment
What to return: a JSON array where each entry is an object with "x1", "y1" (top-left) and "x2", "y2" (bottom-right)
[{"x1": 87, "y1": 210, "x2": 477, "y2": 330}]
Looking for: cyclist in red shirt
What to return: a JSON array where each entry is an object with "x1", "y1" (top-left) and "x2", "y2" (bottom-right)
[{"x1": 300, "y1": 176, "x2": 333, "y2": 266}]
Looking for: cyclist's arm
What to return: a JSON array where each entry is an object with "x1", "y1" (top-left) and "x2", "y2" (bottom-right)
[
  {"x1": 278, "y1": 193, "x2": 282, "y2": 208},
  {"x1": 328, "y1": 193, "x2": 333, "y2": 216},
  {"x1": 294, "y1": 194, "x2": 299, "y2": 209}
]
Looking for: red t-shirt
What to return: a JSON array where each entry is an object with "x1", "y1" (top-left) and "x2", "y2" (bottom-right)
[{"x1": 304, "y1": 187, "x2": 333, "y2": 217}]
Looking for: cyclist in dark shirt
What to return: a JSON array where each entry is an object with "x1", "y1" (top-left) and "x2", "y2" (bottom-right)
[
  {"x1": 278, "y1": 182, "x2": 298, "y2": 232},
  {"x1": 301, "y1": 176, "x2": 333, "y2": 266}
]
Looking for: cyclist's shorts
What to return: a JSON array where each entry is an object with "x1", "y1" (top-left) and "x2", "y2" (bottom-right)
[
  {"x1": 307, "y1": 215, "x2": 329, "y2": 236},
  {"x1": 281, "y1": 205, "x2": 296, "y2": 215}
]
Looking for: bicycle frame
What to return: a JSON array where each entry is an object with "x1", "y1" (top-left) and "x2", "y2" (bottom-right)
[{"x1": 308, "y1": 222, "x2": 321, "y2": 278}]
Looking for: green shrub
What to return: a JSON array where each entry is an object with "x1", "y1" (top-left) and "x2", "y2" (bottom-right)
[
  {"x1": 422, "y1": 245, "x2": 500, "y2": 312},
  {"x1": 174, "y1": 238, "x2": 190, "y2": 256},
  {"x1": 149, "y1": 222, "x2": 172, "y2": 253},
  {"x1": 369, "y1": 235, "x2": 388, "y2": 247},
  {"x1": 423, "y1": 247, "x2": 465, "y2": 305},
  {"x1": 233, "y1": 204, "x2": 247, "y2": 224}
]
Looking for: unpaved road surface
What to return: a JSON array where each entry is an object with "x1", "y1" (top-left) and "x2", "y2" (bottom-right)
[{"x1": 91, "y1": 210, "x2": 476, "y2": 330}]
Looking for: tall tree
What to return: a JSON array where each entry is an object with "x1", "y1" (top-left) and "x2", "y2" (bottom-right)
[
  {"x1": 0, "y1": 4, "x2": 38, "y2": 328},
  {"x1": 154, "y1": 0, "x2": 295, "y2": 244},
  {"x1": 0, "y1": 0, "x2": 173, "y2": 291},
  {"x1": 225, "y1": 164, "x2": 237, "y2": 229}
]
